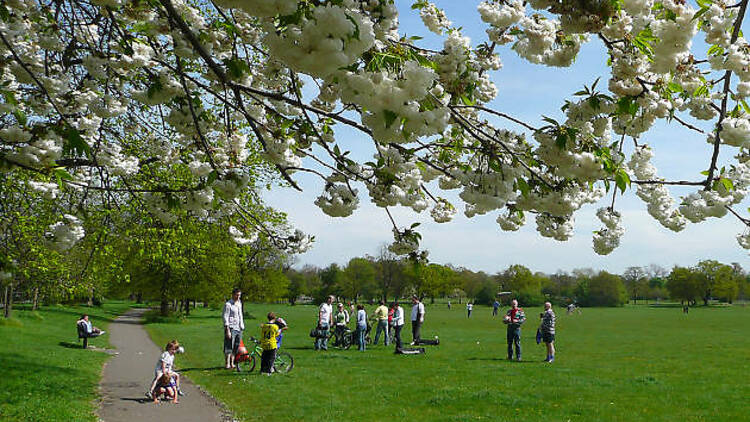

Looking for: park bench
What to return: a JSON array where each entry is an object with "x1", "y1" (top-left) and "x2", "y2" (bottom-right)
[{"x1": 76, "y1": 320, "x2": 101, "y2": 349}]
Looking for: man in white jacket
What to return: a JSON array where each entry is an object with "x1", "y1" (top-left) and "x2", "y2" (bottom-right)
[
  {"x1": 223, "y1": 288, "x2": 245, "y2": 369},
  {"x1": 410, "y1": 296, "x2": 425, "y2": 345}
]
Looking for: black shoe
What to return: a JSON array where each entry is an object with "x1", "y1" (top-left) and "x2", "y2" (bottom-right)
[
  {"x1": 145, "y1": 391, "x2": 153, "y2": 400},
  {"x1": 177, "y1": 389, "x2": 186, "y2": 397}
]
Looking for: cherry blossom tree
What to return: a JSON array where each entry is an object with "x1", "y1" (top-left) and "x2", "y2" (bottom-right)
[{"x1": 2, "y1": 0, "x2": 750, "y2": 259}]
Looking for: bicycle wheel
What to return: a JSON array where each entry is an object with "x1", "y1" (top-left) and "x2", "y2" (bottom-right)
[
  {"x1": 236, "y1": 354, "x2": 256, "y2": 372},
  {"x1": 273, "y1": 351, "x2": 294, "y2": 373},
  {"x1": 342, "y1": 332, "x2": 352, "y2": 350}
]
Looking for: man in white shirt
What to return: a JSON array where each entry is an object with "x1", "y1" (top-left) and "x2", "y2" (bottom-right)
[
  {"x1": 223, "y1": 288, "x2": 245, "y2": 369},
  {"x1": 315, "y1": 295, "x2": 334, "y2": 351},
  {"x1": 393, "y1": 301, "x2": 405, "y2": 349},
  {"x1": 410, "y1": 296, "x2": 425, "y2": 345}
]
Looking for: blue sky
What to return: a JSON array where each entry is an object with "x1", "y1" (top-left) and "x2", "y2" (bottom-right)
[{"x1": 263, "y1": 1, "x2": 750, "y2": 274}]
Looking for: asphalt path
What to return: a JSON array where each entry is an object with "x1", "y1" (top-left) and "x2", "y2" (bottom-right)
[{"x1": 98, "y1": 308, "x2": 228, "y2": 422}]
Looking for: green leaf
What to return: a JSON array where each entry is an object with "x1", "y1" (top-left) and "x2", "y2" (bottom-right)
[
  {"x1": 63, "y1": 127, "x2": 91, "y2": 157},
  {"x1": 383, "y1": 110, "x2": 399, "y2": 128},
  {"x1": 615, "y1": 170, "x2": 630, "y2": 194},
  {"x1": 516, "y1": 178, "x2": 530, "y2": 197},
  {"x1": 0, "y1": 4, "x2": 9, "y2": 22}
]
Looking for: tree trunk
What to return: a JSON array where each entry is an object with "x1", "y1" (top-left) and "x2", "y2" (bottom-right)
[
  {"x1": 184, "y1": 298, "x2": 190, "y2": 316},
  {"x1": 87, "y1": 287, "x2": 94, "y2": 306},
  {"x1": 32, "y1": 287, "x2": 39, "y2": 311},
  {"x1": 4, "y1": 282, "x2": 13, "y2": 318},
  {"x1": 136, "y1": 292, "x2": 143, "y2": 303},
  {"x1": 160, "y1": 271, "x2": 170, "y2": 316}
]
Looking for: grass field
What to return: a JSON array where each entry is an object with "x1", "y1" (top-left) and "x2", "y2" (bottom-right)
[
  {"x1": 0, "y1": 302, "x2": 131, "y2": 422},
  {"x1": 144, "y1": 302, "x2": 750, "y2": 422}
]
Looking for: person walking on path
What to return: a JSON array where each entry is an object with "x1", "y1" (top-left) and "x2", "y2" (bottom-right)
[
  {"x1": 503, "y1": 299, "x2": 526, "y2": 361},
  {"x1": 373, "y1": 300, "x2": 389, "y2": 346},
  {"x1": 410, "y1": 296, "x2": 425, "y2": 345},
  {"x1": 393, "y1": 301, "x2": 405, "y2": 349},
  {"x1": 356, "y1": 304, "x2": 367, "y2": 351},
  {"x1": 223, "y1": 288, "x2": 244, "y2": 369},
  {"x1": 466, "y1": 302, "x2": 473, "y2": 318},
  {"x1": 492, "y1": 300, "x2": 500, "y2": 317},
  {"x1": 260, "y1": 312, "x2": 281, "y2": 375},
  {"x1": 540, "y1": 302, "x2": 556, "y2": 363},
  {"x1": 315, "y1": 295, "x2": 334, "y2": 351}
]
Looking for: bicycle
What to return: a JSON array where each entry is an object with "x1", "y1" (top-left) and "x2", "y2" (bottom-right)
[
  {"x1": 235, "y1": 337, "x2": 294, "y2": 373},
  {"x1": 329, "y1": 325, "x2": 353, "y2": 349}
]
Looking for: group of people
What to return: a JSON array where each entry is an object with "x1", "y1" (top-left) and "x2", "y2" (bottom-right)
[
  {"x1": 146, "y1": 340, "x2": 184, "y2": 403},
  {"x1": 222, "y1": 288, "x2": 288, "y2": 375},
  {"x1": 502, "y1": 299, "x2": 556, "y2": 363},
  {"x1": 315, "y1": 295, "x2": 426, "y2": 351}
]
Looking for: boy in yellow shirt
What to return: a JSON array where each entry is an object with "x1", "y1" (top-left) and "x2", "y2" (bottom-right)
[{"x1": 260, "y1": 312, "x2": 280, "y2": 375}]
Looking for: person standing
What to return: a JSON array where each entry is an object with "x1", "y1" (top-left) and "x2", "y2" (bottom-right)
[
  {"x1": 447, "y1": 300, "x2": 451, "y2": 310},
  {"x1": 333, "y1": 303, "x2": 349, "y2": 347},
  {"x1": 393, "y1": 301, "x2": 405, "y2": 349},
  {"x1": 260, "y1": 313, "x2": 280, "y2": 375},
  {"x1": 492, "y1": 300, "x2": 500, "y2": 317},
  {"x1": 503, "y1": 299, "x2": 526, "y2": 361},
  {"x1": 223, "y1": 288, "x2": 244, "y2": 369},
  {"x1": 540, "y1": 302, "x2": 556, "y2": 363},
  {"x1": 466, "y1": 302, "x2": 473, "y2": 318},
  {"x1": 410, "y1": 296, "x2": 425, "y2": 345},
  {"x1": 373, "y1": 300, "x2": 389, "y2": 346},
  {"x1": 356, "y1": 304, "x2": 367, "y2": 351},
  {"x1": 314, "y1": 295, "x2": 334, "y2": 351}
]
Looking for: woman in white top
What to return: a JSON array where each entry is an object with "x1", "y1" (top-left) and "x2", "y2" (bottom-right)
[
  {"x1": 356, "y1": 304, "x2": 367, "y2": 351},
  {"x1": 392, "y1": 302, "x2": 405, "y2": 349}
]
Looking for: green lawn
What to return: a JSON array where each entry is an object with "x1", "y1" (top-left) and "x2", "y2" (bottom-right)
[
  {"x1": 144, "y1": 302, "x2": 750, "y2": 421},
  {"x1": 0, "y1": 301, "x2": 131, "y2": 422}
]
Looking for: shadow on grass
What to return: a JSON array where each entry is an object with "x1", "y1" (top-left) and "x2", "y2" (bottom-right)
[
  {"x1": 176, "y1": 366, "x2": 226, "y2": 373},
  {"x1": 284, "y1": 346, "x2": 314, "y2": 350},
  {"x1": 467, "y1": 357, "x2": 539, "y2": 363},
  {"x1": 59, "y1": 341, "x2": 86, "y2": 349}
]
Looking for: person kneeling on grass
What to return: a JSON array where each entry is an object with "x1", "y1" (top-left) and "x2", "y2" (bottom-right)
[
  {"x1": 260, "y1": 312, "x2": 280, "y2": 375},
  {"x1": 146, "y1": 340, "x2": 183, "y2": 399}
]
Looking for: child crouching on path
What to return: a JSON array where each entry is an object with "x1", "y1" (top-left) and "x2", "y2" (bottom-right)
[
  {"x1": 146, "y1": 340, "x2": 183, "y2": 400},
  {"x1": 153, "y1": 372, "x2": 178, "y2": 404},
  {"x1": 260, "y1": 313, "x2": 280, "y2": 375}
]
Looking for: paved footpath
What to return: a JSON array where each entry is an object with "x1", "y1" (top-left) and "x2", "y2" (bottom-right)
[{"x1": 98, "y1": 308, "x2": 228, "y2": 422}]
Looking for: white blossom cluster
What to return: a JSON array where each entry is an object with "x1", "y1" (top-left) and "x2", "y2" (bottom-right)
[
  {"x1": 535, "y1": 214, "x2": 575, "y2": 241},
  {"x1": 593, "y1": 207, "x2": 624, "y2": 255},
  {"x1": 496, "y1": 209, "x2": 525, "y2": 231},
  {"x1": 265, "y1": 5, "x2": 376, "y2": 78},
  {"x1": 28, "y1": 181, "x2": 60, "y2": 200},
  {"x1": 315, "y1": 184, "x2": 359, "y2": 217},
  {"x1": 430, "y1": 198, "x2": 456, "y2": 223},
  {"x1": 229, "y1": 225, "x2": 258, "y2": 245},
  {"x1": 46, "y1": 215, "x2": 85, "y2": 252},
  {"x1": 628, "y1": 147, "x2": 686, "y2": 232},
  {"x1": 388, "y1": 228, "x2": 419, "y2": 255},
  {"x1": 420, "y1": 2, "x2": 452, "y2": 35}
]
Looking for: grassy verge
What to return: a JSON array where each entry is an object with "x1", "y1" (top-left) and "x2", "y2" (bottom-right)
[
  {"x1": 0, "y1": 301, "x2": 132, "y2": 422},
  {"x1": 144, "y1": 302, "x2": 750, "y2": 422}
]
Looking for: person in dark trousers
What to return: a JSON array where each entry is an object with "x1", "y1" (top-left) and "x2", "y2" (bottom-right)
[
  {"x1": 393, "y1": 301, "x2": 405, "y2": 349},
  {"x1": 410, "y1": 296, "x2": 425, "y2": 345},
  {"x1": 492, "y1": 300, "x2": 500, "y2": 317},
  {"x1": 260, "y1": 312, "x2": 280, "y2": 375},
  {"x1": 466, "y1": 302, "x2": 473, "y2": 318},
  {"x1": 540, "y1": 302, "x2": 555, "y2": 363},
  {"x1": 503, "y1": 299, "x2": 526, "y2": 361}
]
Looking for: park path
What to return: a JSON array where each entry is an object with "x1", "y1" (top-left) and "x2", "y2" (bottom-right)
[{"x1": 98, "y1": 308, "x2": 228, "y2": 422}]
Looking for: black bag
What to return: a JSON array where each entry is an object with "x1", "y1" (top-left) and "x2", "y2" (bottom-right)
[
  {"x1": 415, "y1": 338, "x2": 440, "y2": 346},
  {"x1": 395, "y1": 347, "x2": 425, "y2": 355},
  {"x1": 309, "y1": 327, "x2": 320, "y2": 338}
]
